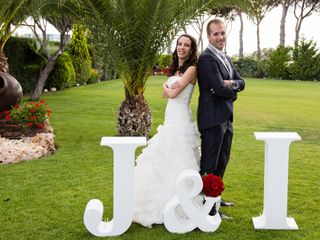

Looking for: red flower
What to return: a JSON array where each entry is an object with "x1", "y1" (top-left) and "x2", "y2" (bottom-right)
[
  {"x1": 14, "y1": 104, "x2": 19, "y2": 109},
  {"x1": 27, "y1": 122, "x2": 33, "y2": 127},
  {"x1": 5, "y1": 115, "x2": 11, "y2": 120},
  {"x1": 3, "y1": 110, "x2": 10, "y2": 115},
  {"x1": 30, "y1": 109, "x2": 35, "y2": 113},
  {"x1": 30, "y1": 115, "x2": 37, "y2": 120},
  {"x1": 36, "y1": 122, "x2": 45, "y2": 129},
  {"x1": 202, "y1": 174, "x2": 224, "y2": 197},
  {"x1": 41, "y1": 100, "x2": 47, "y2": 106},
  {"x1": 46, "y1": 109, "x2": 52, "y2": 117}
]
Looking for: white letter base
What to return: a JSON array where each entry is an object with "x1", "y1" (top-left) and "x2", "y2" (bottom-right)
[{"x1": 252, "y1": 132, "x2": 301, "y2": 230}]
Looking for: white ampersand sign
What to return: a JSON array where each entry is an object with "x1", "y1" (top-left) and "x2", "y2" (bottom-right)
[{"x1": 164, "y1": 169, "x2": 222, "y2": 233}]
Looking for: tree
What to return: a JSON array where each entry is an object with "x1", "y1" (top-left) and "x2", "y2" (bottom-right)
[
  {"x1": 25, "y1": 1, "x2": 74, "y2": 100},
  {"x1": 1, "y1": 0, "x2": 79, "y2": 100},
  {"x1": 0, "y1": 0, "x2": 30, "y2": 73},
  {"x1": 207, "y1": 6, "x2": 238, "y2": 55},
  {"x1": 217, "y1": 8, "x2": 238, "y2": 56},
  {"x1": 289, "y1": 39, "x2": 320, "y2": 80},
  {"x1": 268, "y1": 45, "x2": 292, "y2": 79},
  {"x1": 78, "y1": 0, "x2": 247, "y2": 137},
  {"x1": 207, "y1": 5, "x2": 244, "y2": 57},
  {"x1": 189, "y1": 13, "x2": 212, "y2": 52},
  {"x1": 69, "y1": 24, "x2": 92, "y2": 85},
  {"x1": 279, "y1": 0, "x2": 294, "y2": 46},
  {"x1": 244, "y1": 0, "x2": 278, "y2": 60},
  {"x1": 293, "y1": 0, "x2": 320, "y2": 48},
  {"x1": 237, "y1": 8, "x2": 244, "y2": 58},
  {"x1": 189, "y1": 6, "x2": 239, "y2": 55}
]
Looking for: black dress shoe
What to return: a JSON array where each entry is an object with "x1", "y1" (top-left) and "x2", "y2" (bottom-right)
[
  {"x1": 219, "y1": 211, "x2": 233, "y2": 220},
  {"x1": 209, "y1": 205, "x2": 217, "y2": 216},
  {"x1": 221, "y1": 199, "x2": 235, "y2": 207},
  {"x1": 209, "y1": 208, "x2": 233, "y2": 220}
]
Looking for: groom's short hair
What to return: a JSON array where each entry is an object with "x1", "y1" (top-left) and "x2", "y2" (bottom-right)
[{"x1": 206, "y1": 19, "x2": 225, "y2": 35}]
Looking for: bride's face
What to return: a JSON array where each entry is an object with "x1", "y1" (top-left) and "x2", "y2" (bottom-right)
[{"x1": 176, "y1": 36, "x2": 192, "y2": 62}]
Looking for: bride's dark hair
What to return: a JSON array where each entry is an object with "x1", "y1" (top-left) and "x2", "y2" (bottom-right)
[{"x1": 168, "y1": 34, "x2": 198, "y2": 76}]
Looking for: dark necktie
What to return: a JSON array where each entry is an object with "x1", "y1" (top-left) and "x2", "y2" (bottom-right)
[{"x1": 219, "y1": 53, "x2": 232, "y2": 77}]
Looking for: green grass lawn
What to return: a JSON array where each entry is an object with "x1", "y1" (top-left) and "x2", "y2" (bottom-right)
[{"x1": 1, "y1": 76, "x2": 319, "y2": 240}]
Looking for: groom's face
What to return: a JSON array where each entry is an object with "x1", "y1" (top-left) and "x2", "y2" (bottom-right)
[{"x1": 207, "y1": 23, "x2": 226, "y2": 51}]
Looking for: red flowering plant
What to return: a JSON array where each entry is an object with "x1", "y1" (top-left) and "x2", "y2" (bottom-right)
[
  {"x1": 3, "y1": 99, "x2": 52, "y2": 130},
  {"x1": 201, "y1": 173, "x2": 224, "y2": 197}
]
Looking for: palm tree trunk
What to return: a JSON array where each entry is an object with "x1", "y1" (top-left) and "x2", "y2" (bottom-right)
[{"x1": 117, "y1": 93, "x2": 152, "y2": 137}]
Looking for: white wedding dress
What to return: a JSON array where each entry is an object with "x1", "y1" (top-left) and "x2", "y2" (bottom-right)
[{"x1": 133, "y1": 76, "x2": 200, "y2": 227}]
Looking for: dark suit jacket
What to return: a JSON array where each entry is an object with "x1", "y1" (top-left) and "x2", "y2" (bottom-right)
[{"x1": 197, "y1": 48, "x2": 245, "y2": 131}]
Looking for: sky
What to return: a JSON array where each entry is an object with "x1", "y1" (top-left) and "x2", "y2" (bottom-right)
[
  {"x1": 15, "y1": 6, "x2": 319, "y2": 57},
  {"x1": 175, "y1": 6, "x2": 320, "y2": 56}
]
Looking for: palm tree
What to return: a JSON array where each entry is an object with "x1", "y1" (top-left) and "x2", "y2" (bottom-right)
[
  {"x1": 0, "y1": 0, "x2": 30, "y2": 73},
  {"x1": 78, "y1": 0, "x2": 245, "y2": 137}
]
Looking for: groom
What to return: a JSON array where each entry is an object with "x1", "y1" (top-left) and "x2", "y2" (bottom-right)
[{"x1": 197, "y1": 19, "x2": 245, "y2": 216}]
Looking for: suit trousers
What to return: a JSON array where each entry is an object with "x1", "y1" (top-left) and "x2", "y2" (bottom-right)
[{"x1": 199, "y1": 120, "x2": 233, "y2": 178}]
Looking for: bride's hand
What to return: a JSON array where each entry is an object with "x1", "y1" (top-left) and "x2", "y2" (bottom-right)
[
  {"x1": 162, "y1": 82, "x2": 169, "y2": 98},
  {"x1": 171, "y1": 81, "x2": 181, "y2": 89}
]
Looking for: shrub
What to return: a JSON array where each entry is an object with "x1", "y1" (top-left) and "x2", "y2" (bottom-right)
[
  {"x1": 86, "y1": 26, "x2": 117, "y2": 81},
  {"x1": 103, "y1": 65, "x2": 118, "y2": 80},
  {"x1": 46, "y1": 52, "x2": 76, "y2": 90},
  {"x1": 69, "y1": 24, "x2": 92, "y2": 84},
  {"x1": 288, "y1": 39, "x2": 320, "y2": 81},
  {"x1": 268, "y1": 46, "x2": 292, "y2": 79},
  {"x1": 255, "y1": 58, "x2": 269, "y2": 78},
  {"x1": 233, "y1": 56, "x2": 258, "y2": 77},
  {"x1": 87, "y1": 68, "x2": 102, "y2": 84},
  {"x1": 19, "y1": 64, "x2": 41, "y2": 93},
  {"x1": 4, "y1": 37, "x2": 42, "y2": 93}
]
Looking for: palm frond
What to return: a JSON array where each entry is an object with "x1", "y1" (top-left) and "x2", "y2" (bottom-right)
[
  {"x1": 0, "y1": 0, "x2": 31, "y2": 49},
  {"x1": 80, "y1": 0, "x2": 247, "y2": 96}
]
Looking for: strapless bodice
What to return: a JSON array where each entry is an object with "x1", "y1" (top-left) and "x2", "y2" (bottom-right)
[{"x1": 164, "y1": 76, "x2": 194, "y2": 124}]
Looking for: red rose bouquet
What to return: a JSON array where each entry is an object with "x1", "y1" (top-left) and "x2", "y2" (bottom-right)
[{"x1": 202, "y1": 173, "x2": 224, "y2": 197}]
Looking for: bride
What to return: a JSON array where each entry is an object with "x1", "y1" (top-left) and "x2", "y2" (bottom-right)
[{"x1": 133, "y1": 34, "x2": 200, "y2": 227}]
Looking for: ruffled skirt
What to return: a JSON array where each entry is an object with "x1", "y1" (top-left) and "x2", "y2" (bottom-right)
[{"x1": 133, "y1": 120, "x2": 200, "y2": 227}]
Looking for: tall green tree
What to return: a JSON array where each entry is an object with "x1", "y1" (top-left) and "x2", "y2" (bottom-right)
[
  {"x1": 78, "y1": 0, "x2": 246, "y2": 137},
  {"x1": 69, "y1": 24, "x2": 92, "y2": 85},
  {"x1": 289, "y1": 39, "x2": 320, "y2": 80},
  {"x1": 268, "y1": 45, "x2": 292, "y2": 79}
]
